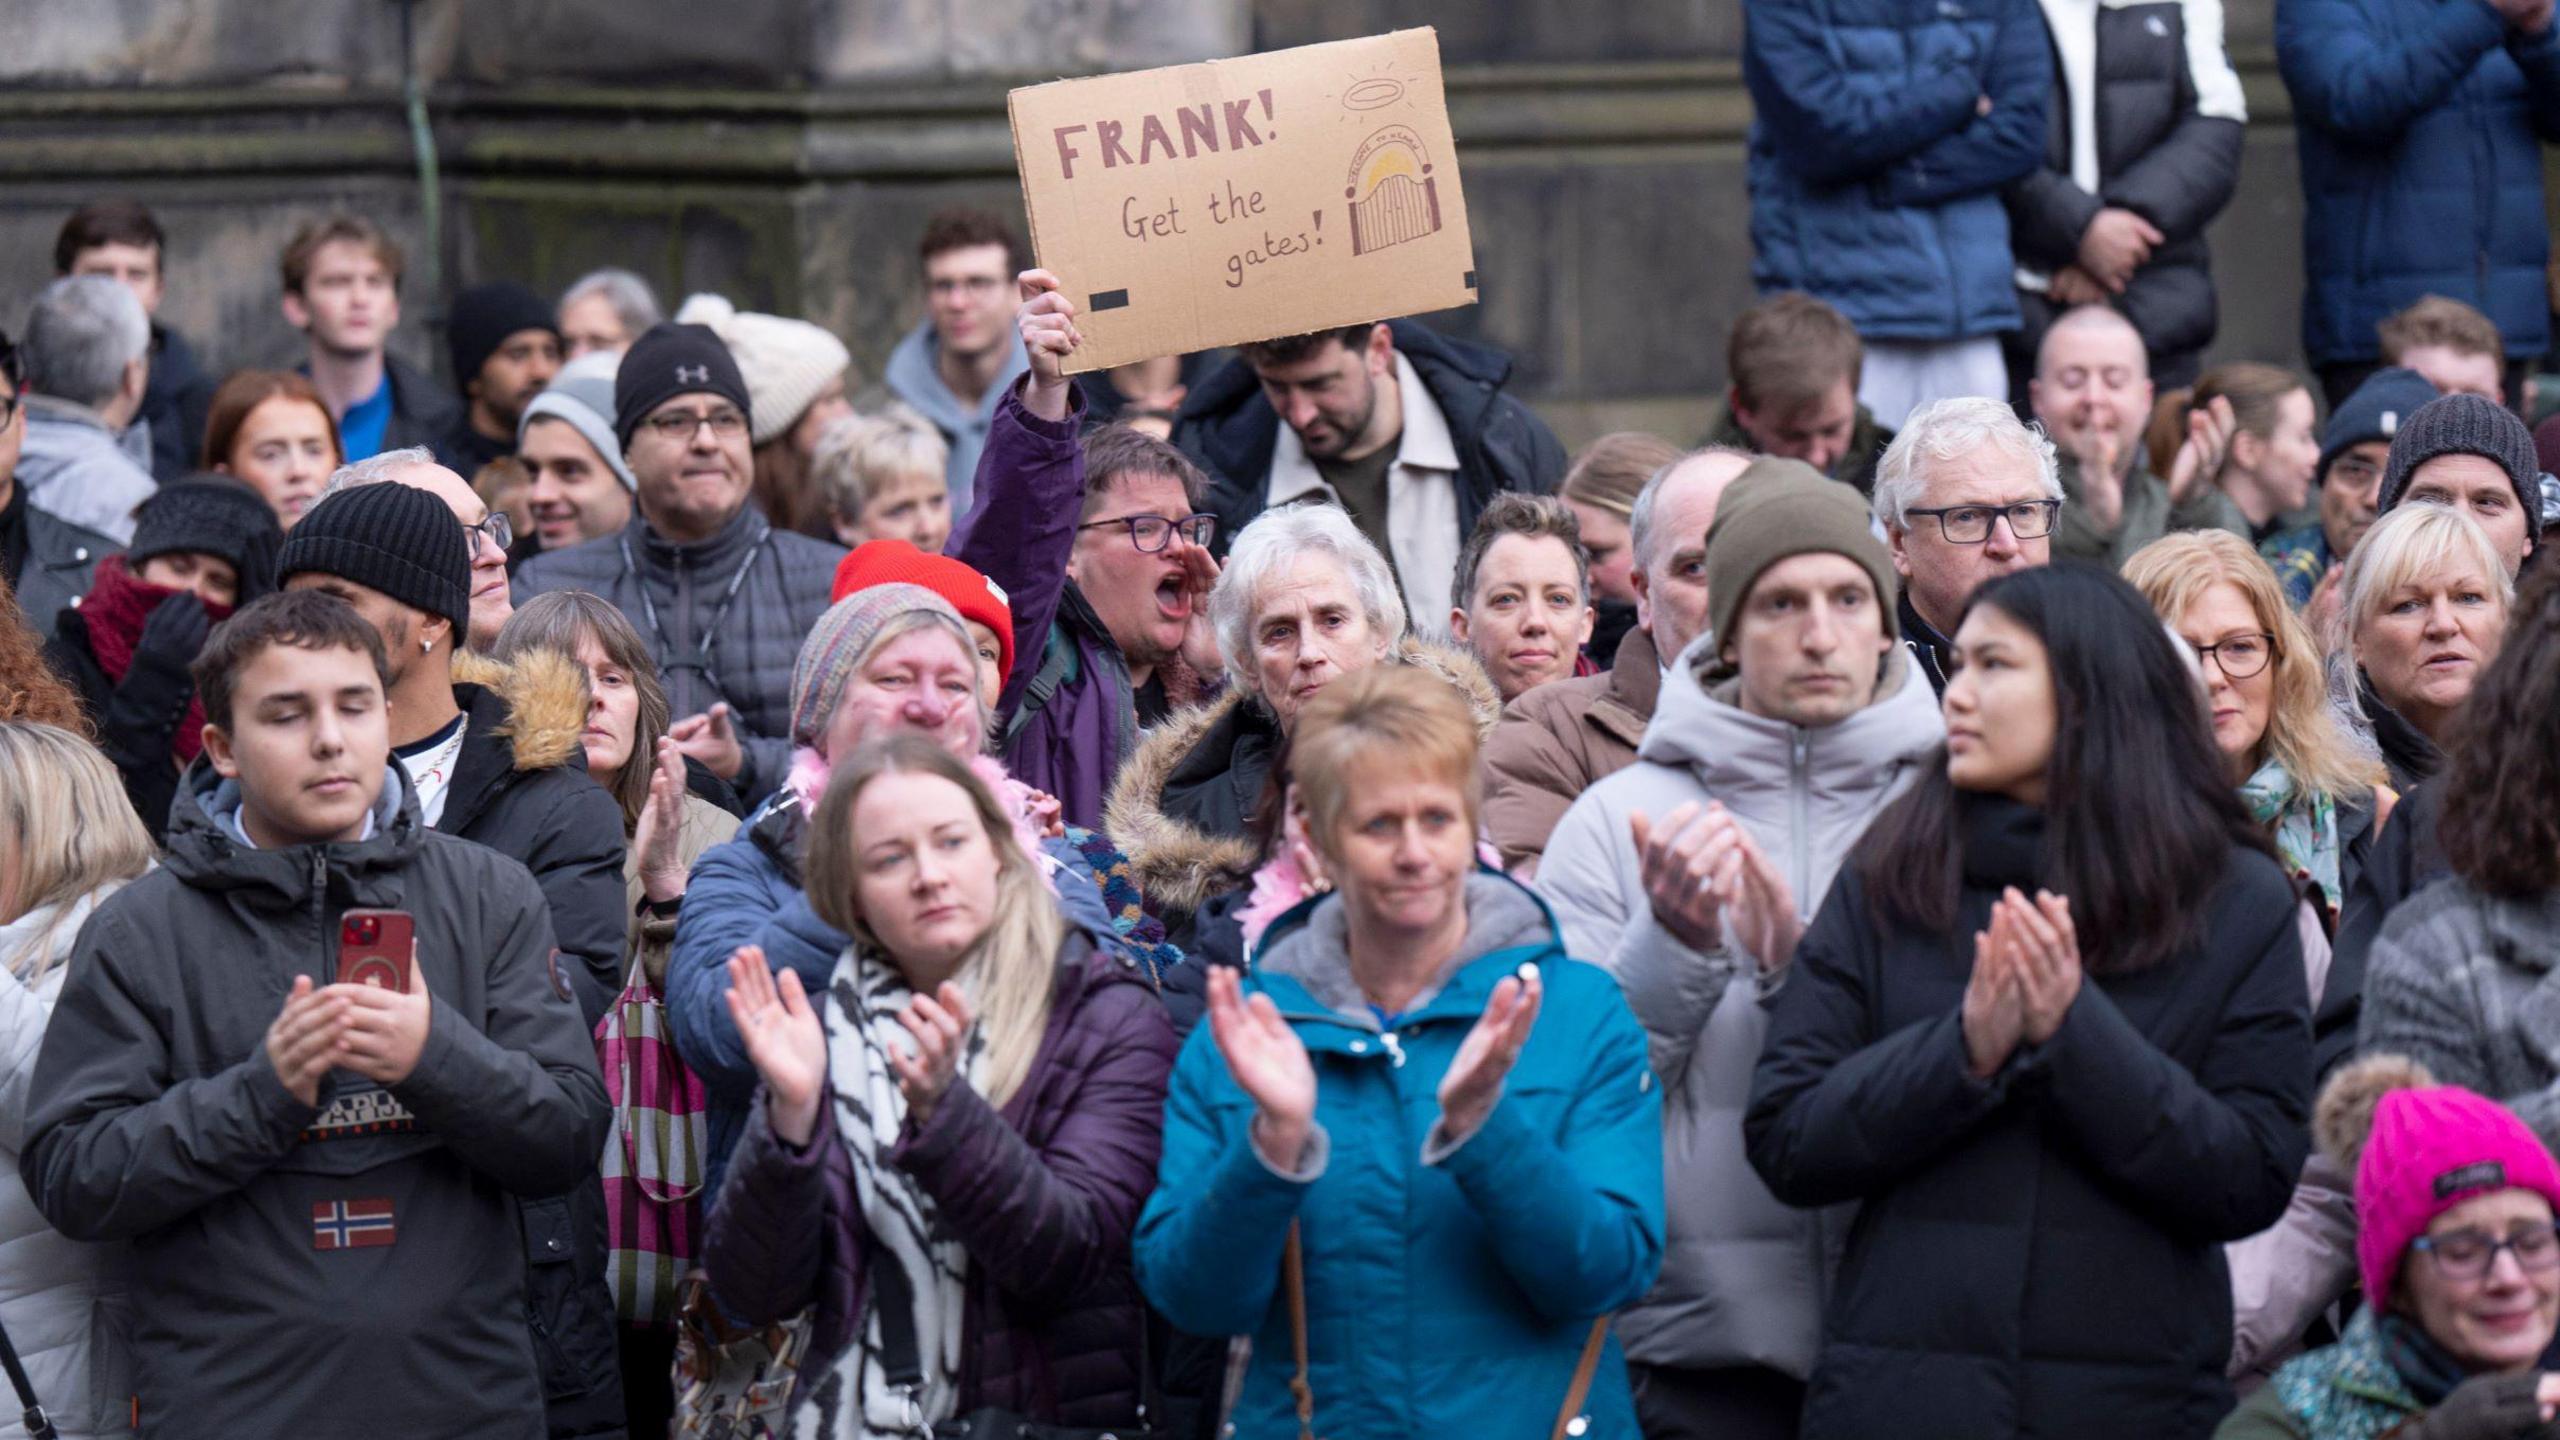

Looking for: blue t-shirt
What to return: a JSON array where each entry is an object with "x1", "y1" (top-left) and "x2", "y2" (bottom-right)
[{"x1": 337, "y1": 371, "x2": 394, "y2": 461}]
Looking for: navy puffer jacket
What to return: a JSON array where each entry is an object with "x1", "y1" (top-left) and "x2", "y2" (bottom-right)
[
  {"x1": 2279, "y1": 0, "x2": 2560, "y2": 366},
  {"x1": 1745, "y1": 0, "x2": 2053, "y2": 341}
]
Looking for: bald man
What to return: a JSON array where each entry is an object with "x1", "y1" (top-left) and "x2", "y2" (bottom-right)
[
  {"x1": 2030, "y1": 305, "x2": 2249, "y2": 567},
  {"x1": 1484, "y1": 446, "x2": 1754, "y2": 872}
]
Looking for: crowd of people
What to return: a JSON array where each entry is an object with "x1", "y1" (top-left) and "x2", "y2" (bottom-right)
[{"x1": 9, "y1": 4, "x2": 2560, "y2": 1434}]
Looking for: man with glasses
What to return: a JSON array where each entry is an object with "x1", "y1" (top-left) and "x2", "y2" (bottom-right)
[
  {"x1": 319, "y1": 444, "x2": 517, "y2": 649},
  {"x1": 950, "y1": 269, "x2": 1222, "y2": 829},
  {"x1": 280, "y1": 479, "x2": 631, "y2": 1440},
  {"x1": 2263, "y1": 367, "x2": 2441, "y2": 623},
  {"x1": 0, "y1": 325, "x2": 120, "y2": 644},
  {"x1": 1872, "y1": 395, "x2": 2066, "y2": 696},
  {"x1": 882, "y1": 208, "x2": 1031, "y2": 512},
  {"x1": 516, "y1": 322, "x2": 847, "y2": 805}
]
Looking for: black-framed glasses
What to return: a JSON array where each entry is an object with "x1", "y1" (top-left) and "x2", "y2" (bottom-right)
[
  {"x1": 1902, "y1": 500, "x2": 2063, "y2": 544},
  {"x1": 1076, "y1": 513, "x2": 1216, "y2": 553},
  {"x1": 2192, "y1": 632, "x2": 2277, "y2": 680},
  {"x1": 642, "y1": 407, "x2": 748, "y2": 441},
  {"x1": 2329, "y1": 457, "x2": 2386, "y2": 493},
  {"x1": 466, "y1": 511, "x2": 514, "y2": 554},
  {"x1": 2410, "y1": 1221, "x2": 2560, "y2": 1282}
]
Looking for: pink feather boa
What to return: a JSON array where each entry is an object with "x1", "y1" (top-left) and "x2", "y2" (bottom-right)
[{"x1": 785, "y1": 746, "x2": 1063, "y2": 887}]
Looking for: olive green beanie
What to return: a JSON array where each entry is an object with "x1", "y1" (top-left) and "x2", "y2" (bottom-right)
[{"x1": 1702, "y1": 456, "x2": 1900, "y2": 662}]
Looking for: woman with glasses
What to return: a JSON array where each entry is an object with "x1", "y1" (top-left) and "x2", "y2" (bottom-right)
[
  {"x1": 2126, "y1": 531, "x2": 2394, "y2": 930},
  {"x1": 2216, "y1": 1061, "x2": 2560, "y2": 1439},
  {"x1": 1745, "y1": 562, "x2": 2311, "y2": 1440},
  {"x1": 2334, "y1": 504, "x2": 2513, "y2": 793}
]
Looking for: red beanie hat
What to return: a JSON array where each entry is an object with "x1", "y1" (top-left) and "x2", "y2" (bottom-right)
[{"x1": 830, "y1": 540, "x2": 1015, "y2": 682}]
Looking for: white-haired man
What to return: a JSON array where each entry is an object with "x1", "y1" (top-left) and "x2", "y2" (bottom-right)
[
  {"x1": 15, "y1": 274, "x2": 155, "y2": 543},
  {"x1": 1872, "y1": 395, "x2": 2065, "y2": 694}
]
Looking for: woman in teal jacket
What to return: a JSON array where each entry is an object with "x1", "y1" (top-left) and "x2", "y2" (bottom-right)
[{"x1": 1135, "y1": 664, "x2": 1664, "y2": 1440}]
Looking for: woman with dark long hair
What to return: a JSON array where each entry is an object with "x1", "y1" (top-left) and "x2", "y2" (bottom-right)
[{"x1": 1744, "y1": 561, "x2": 2313, "y2": 1440}]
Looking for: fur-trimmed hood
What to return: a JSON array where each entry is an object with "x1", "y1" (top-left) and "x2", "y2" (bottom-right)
[
  {"x1": 1105, "y1": 639, "x2": 1501, "y2": 921},
  {"x1": 453, "y1": 647, "x2": 589, "y2": 774}
]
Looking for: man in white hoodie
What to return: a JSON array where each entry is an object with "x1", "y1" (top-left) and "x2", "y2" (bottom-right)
[{"x1": 1537, "y1": 457, "x2": 1945, "y2": 1440}]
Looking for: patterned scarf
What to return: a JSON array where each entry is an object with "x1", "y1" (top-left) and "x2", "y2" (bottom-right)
[
  {"x1": 2240, "y1": 757, "x2": 2344, "y2": 918},
  {"x1": 788, "y1": 946, "x2": 985, "y2": 1440},
  {"x1": 78, "y1": 553, "x2": 232, "y2": 762}
]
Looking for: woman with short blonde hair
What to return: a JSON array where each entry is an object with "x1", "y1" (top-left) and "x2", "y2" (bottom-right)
[
  {"x1": 0, "y1": 722, "x2": 154, "y2": 1440},
  {"x1": 1139, "y1": 664, "x2": 1664, "y2": 1440},
  {"x1": 2330, "y1": 503, "x2": 2512, "y2": 791},
  {"x1": 813, "y1": 403, "x2": 953, "y2": 554}
]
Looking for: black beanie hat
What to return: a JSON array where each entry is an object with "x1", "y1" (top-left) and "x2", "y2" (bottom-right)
[
  {"x1": 127, "y1": 478, "x2": 286, "y2": 603},
  {"x1": 279, "y1": 483, "x2": 472, "y2": 635},
  {"x1": 2379, "y1": 391, "x2": 2541, "y2": 535},
  {"x1": 614, "y1": 321, "x2": 753, "y2": 449},
  {"x1": 447, "y1": 281, "x2": 560, "y2": 390}
]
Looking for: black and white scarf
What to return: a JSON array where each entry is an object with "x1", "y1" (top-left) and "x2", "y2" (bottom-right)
[{"x1": 788, "y1": 947, "x2": 982, "y2": 1440}]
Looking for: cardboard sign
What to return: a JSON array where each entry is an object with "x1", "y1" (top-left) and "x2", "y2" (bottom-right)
[{"x1": 1008, "y1": 29, "x2": 1478, "y2": 374}]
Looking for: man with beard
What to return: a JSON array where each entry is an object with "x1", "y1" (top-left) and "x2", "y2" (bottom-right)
[
  {"x1": 1174, "y1": 319, "x2": 1564, "y2": 640},
  {"x1": 433, "y1": 282, "x2": 562, "y2": 477}
]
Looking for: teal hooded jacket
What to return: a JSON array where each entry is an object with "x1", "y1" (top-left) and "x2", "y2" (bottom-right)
[{"x1": 1135, "y1": 872, "x2": 1664, "y2": 1438}]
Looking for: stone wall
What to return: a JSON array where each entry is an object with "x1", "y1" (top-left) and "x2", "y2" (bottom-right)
[{"x1": 0, "y1": 0, "x2": 2325, "y2": 450}]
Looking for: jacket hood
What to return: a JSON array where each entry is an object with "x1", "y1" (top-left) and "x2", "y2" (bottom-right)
[
  {"x1": 1640, "y1": 627, "x2": 1946, "y2": 789},
  {"x1": 1254, "y1": 869, "x2": 1559, "y2": 1027},
  {"x1": 162, "y1": 757, "x2": 425, "y2": 907},
  {"x1": 452, "y1": 647, "x2": 589, "y2": 774},
  {"x1": 1180, "y1": 318, "x2": 1515, "y2": 432},
  {"x1": 1105, "y1": 639, "x2": 1501, "y2": 916},
  {"x1": 883, "y1": 320, "x2": 1023, "y2": 431}
]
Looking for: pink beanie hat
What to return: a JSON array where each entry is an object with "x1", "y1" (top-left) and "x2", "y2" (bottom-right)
[{"x1": 2325, "y1": 1058, "x2": 2560, "y2": 1304}]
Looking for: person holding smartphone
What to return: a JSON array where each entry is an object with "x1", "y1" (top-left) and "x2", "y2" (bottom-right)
[{"x1": 18, "y1": 589, "x2": 609, "y2": 1439}]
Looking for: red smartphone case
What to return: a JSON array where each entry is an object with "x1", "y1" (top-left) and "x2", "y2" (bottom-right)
[{"x1": 337, "y1": 909, "x2": 416, "y2": 993}]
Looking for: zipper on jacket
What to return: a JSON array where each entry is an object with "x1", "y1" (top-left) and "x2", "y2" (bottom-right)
[{"x1": 1788, "y1": 729, "x2": 1814, "y2": 917}]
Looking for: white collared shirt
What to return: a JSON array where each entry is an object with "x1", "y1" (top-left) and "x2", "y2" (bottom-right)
[{"x1": 1264, "y1": 348, "x2": 1464, "y2": 641}]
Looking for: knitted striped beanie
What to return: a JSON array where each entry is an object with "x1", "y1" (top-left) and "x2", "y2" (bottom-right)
[{"x1": 787, "y1": 582, "x2": 971, "y2": 748}]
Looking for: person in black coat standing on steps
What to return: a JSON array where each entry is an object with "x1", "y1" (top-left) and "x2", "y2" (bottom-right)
[{"x1": 1745, "y1": 561, "x2": 2314, "y2": 1440}]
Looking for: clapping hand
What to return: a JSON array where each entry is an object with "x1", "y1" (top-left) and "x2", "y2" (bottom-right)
[
  {"x1": 1205, "y1": 966, "x2": 1317, "y2": 1171},
  {"x1": 1718, "y1": 836, "x2": 1804, "y2": 975},
  {"x1": 633, "y1": 739, "x2": 691, "y2": 905},
  {"x1": 265, "y1": 976, "x2": 351, "y2": 1106},
  {"x1": 890, "y1": 983, "x2": 973, "y2": 1127},
  {"x1": 724, "y1": 946, "x2": 827, "y2": 1147},
  {"x1": 1017, "y1": 269, "x2": 1081, "y2": 422},
  {"x1": 1962, "y1": 906, "x2": 2028, "y2": 1079},
  {"x1": 1438, "y1": 968, "x2": 1543, "y2": 1142},
  {"x1": 1632, "y1": 802, "x2": 1750, "y2": 954},
  {"x1": 2165, "y1": 395, "x2": 2238, "y2": 505},
  {"x1": 1998, "y1": 888, "x2": 2083, "y2": 1045},
  {"x1": 668, "y1": 703, "x2": 743, "y2": 782}
]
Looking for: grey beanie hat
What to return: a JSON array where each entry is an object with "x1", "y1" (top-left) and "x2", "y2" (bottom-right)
[
  {"x1": 518, "y1": 350, "x2": 638, "y2": 492},
  {"x1": 2379, "y1": 391, "x2": 2540, "y2": 531}
]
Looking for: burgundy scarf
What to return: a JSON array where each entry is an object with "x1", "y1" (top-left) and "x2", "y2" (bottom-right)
[{"x1": 79, "y1": 553, "x2": 232, "y2": 762}]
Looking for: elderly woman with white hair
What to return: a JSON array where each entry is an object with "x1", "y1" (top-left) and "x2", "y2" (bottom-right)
[
  {"x1": 1107, "y1": 502, "x2": 1499, "y2": 940},
  {"x1": 2333, "y1": 502, "x2": 2513, "y2": 795},
  {"x1": 1870, "y1": 395, "x2": 2067, "y2": 697}
]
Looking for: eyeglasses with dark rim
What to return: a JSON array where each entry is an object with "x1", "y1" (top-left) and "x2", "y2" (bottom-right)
[
  {"x1": 1075, "y1": 513, "x2": 1216, "y2": 553},
  {"x1": 2191, "y1": 631, "x2": 2277, "y2": 681},
  {"x1": 2329, "y1": 457, "x2": 2386, "y2": 493},
  {"x1": 641, "y1": 407, "x2": 749, "y2": 441},
  {"x1": 466, "y1": 511, "x2": 514, "y2": 554},
  {"x1": 2409, "y1": 1221, "x2": 2560, "y2": 1282},
  {"x1": 1901, "y1": 500, "x2": 2064, "y2": 544}
]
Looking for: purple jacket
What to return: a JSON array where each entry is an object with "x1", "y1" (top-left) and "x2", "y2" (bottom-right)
[
  {"x1": 701, "y1": 935, "x2": 1177, "y2": 1425},
  {"x1": 951, "y1": 389, "x2": 1133, "y2": 832}
]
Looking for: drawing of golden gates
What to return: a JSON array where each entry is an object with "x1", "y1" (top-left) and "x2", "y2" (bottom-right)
[{"x1": 1345, "y1": 125, "x2": 1443, "y2": 257}]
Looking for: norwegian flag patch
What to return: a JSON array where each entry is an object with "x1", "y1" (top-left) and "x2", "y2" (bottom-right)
[{"x1": 312, "y1": 1197, "x2": 397, "y2": 1250}]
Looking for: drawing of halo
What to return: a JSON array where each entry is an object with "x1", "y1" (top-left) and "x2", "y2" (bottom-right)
[{"x1": 1343, "y1": 77, "x2": 1406, "y2": 111}]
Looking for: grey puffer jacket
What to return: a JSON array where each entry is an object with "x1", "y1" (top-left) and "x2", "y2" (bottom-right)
[
  {"x1": 513, "y1": 506, "x2": 846, "y2": 807},
  {"x1": 1535, "y1": 632, "x2": 1943, "y2": 1378},
  {"x1": 2358, "y1": 877, "x2": 2560, "y2": 1151},
  {"x1": 19, "y1": 764, "x2": 611, "y2": 1440}
]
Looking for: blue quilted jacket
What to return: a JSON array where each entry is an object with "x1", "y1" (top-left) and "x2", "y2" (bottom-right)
[
  {"x1": 1744, "y1": 0, "x2": 2053, "y2": 340},
  {"x1": 2279, "y1": 0, "x2": 2560, "y2": 365}
]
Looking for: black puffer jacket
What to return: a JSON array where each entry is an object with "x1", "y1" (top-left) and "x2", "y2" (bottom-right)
[
  {"x1": 2321, "y1": 779, "x2": 2448, "y2": 1080},
  {"x1": 1745, "y1": 796, "x2": 2311, "y2": 1440},
  {"x1": 2005, "y1": 0, "x2": 2247, "y2": 388},
  {"x1": 438, "y1": 649, "x2": 632, "y2": 1440},
  {"x1": 21, "y1": 762, "x2": 609, "y2": 1440},
  {"x1": 1170, "y1": 319, "x2": 1566, "y2": 561}
]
